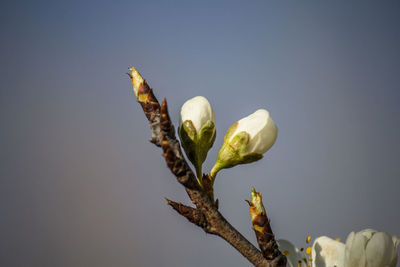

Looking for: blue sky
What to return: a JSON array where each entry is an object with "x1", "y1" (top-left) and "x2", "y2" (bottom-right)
[{"x1": 1, "y1": 1, "x2": 399, "y2": 266}]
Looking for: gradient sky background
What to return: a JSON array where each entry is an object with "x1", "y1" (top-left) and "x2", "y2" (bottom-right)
[{"x1": 1, "y1": 1, "x2": 399, "y2": 266}]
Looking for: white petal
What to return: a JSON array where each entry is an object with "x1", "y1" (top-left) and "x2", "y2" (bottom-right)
[
  {"x1": 231, "y1": 109, "x2": 277, "y2": 154},
  {"x1": 345, "y1": 231, "x2": 355, "y2": 252},
  {"x1": 180, "y1": 96, "x2": 215, "y2": 132},
  {"x1": 359, "y1": 229, "x2": 377, "y2": 240},
  {"x1": 389, "y1": 253, "x2": 398, "y2": 267},
  {"x1": 389, "y1": 235, "x2": 398, "y2": 267},
  {"x1": 393, "y1": 235, "x2": 399, "y2": 250},
  {"x1": 365, "y1": 232, "x2": 394, "y2": 267},
  {"x1": 345, "y1": 231, "x2": 367, "y2": 267},
  {"x1": 277, "y1": 239, "x2": 303, "y2": 267},
  {"x1": 312, "y1": 236, "x2": 345, "y2": 267},
  {"x1": 391, "y1": 235, "x2": 400, "y2": 267},
  {"x1": 344, "y1": 231, "x2": 355, "y2": 266}
]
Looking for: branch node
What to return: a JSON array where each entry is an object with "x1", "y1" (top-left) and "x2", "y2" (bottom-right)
[{"x1": 165, "y1": 198, "x2": 208, "y2": 229}]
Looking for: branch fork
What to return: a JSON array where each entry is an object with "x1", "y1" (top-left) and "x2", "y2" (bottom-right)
[{"x1": 128, "y1": 67, "x2": 286, "y2": 267}]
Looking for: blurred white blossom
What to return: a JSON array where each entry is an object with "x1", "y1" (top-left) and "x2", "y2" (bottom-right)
[
  {"x1": 345, "y1": 229, "x2": 399, "y2": 267},
  {"x1": 279, "y1": 229, "x2": 399, "y2": 267},
  {"x1": 312, "y1": 236, "x2": 345, "y2": 267}
]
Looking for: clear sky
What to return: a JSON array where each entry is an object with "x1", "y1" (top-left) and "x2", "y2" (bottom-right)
[{"x1": 1, "y1": 0, "x2": 399, "y2": 266}]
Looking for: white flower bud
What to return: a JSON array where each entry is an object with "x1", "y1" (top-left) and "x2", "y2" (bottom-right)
[
  {"x1": 180, "y1": 96, "x2": 216, "y2": 132},
  {"x1": 345, "y1": 229, "x2": 399, "y2": 267},
  {"x1": 179, "y1": 96, "x2": 216, "y2": 179},
  {"x1": 229, "y1": 109, "x2": 277, "y2": 154},
  {"x1": 210, "y1": 109, "x2": 277, "y2": 178}
]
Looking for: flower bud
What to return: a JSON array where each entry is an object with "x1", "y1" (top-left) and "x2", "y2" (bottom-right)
[
  {"x1": 129, "y1": 67, "x2": 144, "y2": 98},
  {"x1": 179, "y1": 96, "x2": 216, "y2": 179},
  {"x1": 345, "y1": 229, "x2": 399, "y2": 267},
  {"x1": 211, "y1": 109, "x2": 277, "y2": 178},
  {"x1": 249, "y1": 187, "x2": 265, "y2": 219}
]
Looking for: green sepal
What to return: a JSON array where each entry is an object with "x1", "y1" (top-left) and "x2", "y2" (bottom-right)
[
  {"x1": 214, "y1": 131, "x2": 249, "y2": 169},
  {"x1": 179, "y1": 120, "x2": 198, "y2": 167},
  {"x1": 197, "y1": 120, "x2": 216, "y2": 162},
  {"x1": 223, "y1": 122, "x2": 238, "y2": 142},
  {"x1": 181, "y1": 120, "x2": 197, "y2": 140},
  {"x1": 210, "y1": 131, "x2": 263, "y2": 178},
  {"x1": 241, "y1": 152, "x2": 263, "y2": 165},
  {"x1": 179, "y1": 120, "x2": 216, "y2": 179}
]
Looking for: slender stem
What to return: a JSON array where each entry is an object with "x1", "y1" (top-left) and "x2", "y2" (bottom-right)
[{"x1": 210, "y1": 164, "x2": 219, "y2": 180}]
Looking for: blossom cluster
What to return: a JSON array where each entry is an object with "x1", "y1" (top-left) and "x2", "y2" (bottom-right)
[
  {"x1": 278, "y1": 229, "x2": 399, "y2": 267},
  {"x1": 178, "y1": 96, "x2": 398, "y2": 267},
  {"x1": 179, "y1": 96, "x2": 277, "y2": 184}
]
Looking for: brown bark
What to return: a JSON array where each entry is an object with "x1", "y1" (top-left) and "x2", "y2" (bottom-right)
[{"x1": 247, "y1": 189, "x2": 286, "y2": 266}]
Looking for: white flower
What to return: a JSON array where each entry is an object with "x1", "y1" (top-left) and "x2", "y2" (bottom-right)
[
  {"x1": 210, "y1": 109, "x2": 277, "y2": 178},
  {"x1": 277, "y1": 239, "x2": 304, "y2": 267},
  {"x1": 312, "y1": 236, "x2": 345, "y2": 267},
  {"x1": 278, "y1": 230, "x2": 399, "y2": 267},
  {"x1": 180, "y1": 96, "x2": 215, "y2": 133},
  {"x1": 229, "y1": 109, "x2": 277, "y2": 154},
  {"x1": 179, "y1": 96, "x2": 216, "y2": 178},
  {"x1": 345, "y1": 229, "x2": 399, "y2": 267}
]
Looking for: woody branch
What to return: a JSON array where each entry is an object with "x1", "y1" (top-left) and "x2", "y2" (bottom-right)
[{"x1": 127, "y1": 67, "x2": 286, "y2": 267}]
